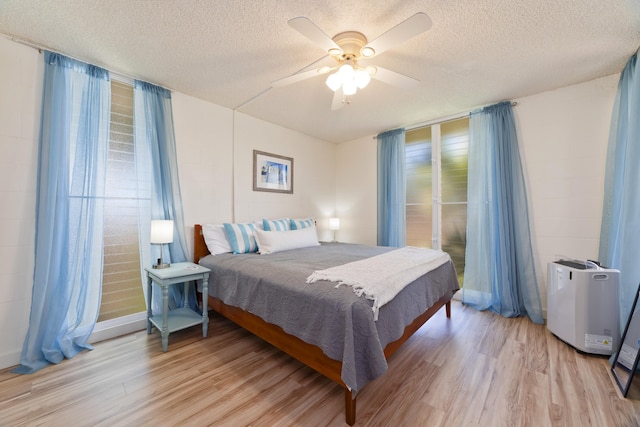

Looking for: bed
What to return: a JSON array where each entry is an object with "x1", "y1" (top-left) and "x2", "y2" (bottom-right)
[{"x1": 193, "y1": 224, "x2": 459, "y2": 425}]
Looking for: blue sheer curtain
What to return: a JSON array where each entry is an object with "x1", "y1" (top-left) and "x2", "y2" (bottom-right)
[
  {"x1": 14, "y1": 52, "x2": 110, "y2": 373},
  {"x1": 134, "y1": 81, "x2": 195, "y2": 313},
  {"x1": 463, "y1": 101, "x2": 543, "y2": 324},
  {"x1": 377, "y1": 128, "x2": 407, "y2": 247},
  {"x1": 599, "y1": 48, "x2": 640, "y2": 330}
]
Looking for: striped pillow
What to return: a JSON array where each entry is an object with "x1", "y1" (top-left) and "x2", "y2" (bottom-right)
[
  {"x1": 223, "y1": 222, "x2": 258, "y2": 254},
  {"x1": 290, "y1": 217, "x2": 314, "y2": 230},
  {"x1": 263, "y1": 218, "x2": 290, "y2": 231}
]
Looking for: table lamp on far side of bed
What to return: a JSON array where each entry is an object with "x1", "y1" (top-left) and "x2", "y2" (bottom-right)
[
  {"x1": 329, "y1": 217, "x2": 340, "y2": 243},
  {"x1": 151, "y1": 219, "x2": 173, "y2": 269}
]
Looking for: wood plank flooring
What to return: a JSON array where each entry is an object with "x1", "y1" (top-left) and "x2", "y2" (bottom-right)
[{"x1": 2, "y1": 301, "x2": 640, "y2": 426}]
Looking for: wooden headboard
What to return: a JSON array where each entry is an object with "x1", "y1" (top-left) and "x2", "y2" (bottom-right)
[{"x1": 193, "y1": 224, "x2": 211, "y2": 263}]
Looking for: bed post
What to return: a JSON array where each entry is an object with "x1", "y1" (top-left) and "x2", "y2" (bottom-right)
[
  {"x1": 345, "y1": 388, "x2": 356, "y2": 426},
  {"x1": 193, "y1": 224, "x2": 208, "y2": 263},
  {"x1": 446, "y1": 300, "x2": 451, "y2": 318}
]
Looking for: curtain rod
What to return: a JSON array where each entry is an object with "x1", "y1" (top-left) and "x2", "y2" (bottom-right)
[
  {"x1": 408, "y1": 101, "x2": 519, "y2": 130},
  {"x1": 373, "y1": 101, "x2": 518, "y2": 139},
  {"x1": 3, "y1": 33, "x2": 173, "y2": 92}
]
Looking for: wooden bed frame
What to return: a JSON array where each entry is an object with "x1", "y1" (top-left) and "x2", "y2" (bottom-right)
[{"x1": 193, "y1": 224, "x2": 452, "y2": 425}]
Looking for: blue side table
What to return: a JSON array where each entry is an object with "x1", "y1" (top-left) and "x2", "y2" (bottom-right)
[{"x1": 145, "y1": 262, "x2": 211, "y2": 352}]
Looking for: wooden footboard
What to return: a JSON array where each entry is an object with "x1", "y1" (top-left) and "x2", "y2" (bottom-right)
[{"x1": 193, "y1": 224, "x2": 452, "y2": 425}]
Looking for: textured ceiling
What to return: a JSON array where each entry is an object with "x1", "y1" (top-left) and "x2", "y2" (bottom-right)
[{"x1": 1, "y1": 0, "x2": 639, "y2": 143}]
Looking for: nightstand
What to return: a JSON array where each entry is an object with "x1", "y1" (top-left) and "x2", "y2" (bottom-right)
[{"x1": 145, "y1": 262, "x2": 211, "y2": 352}]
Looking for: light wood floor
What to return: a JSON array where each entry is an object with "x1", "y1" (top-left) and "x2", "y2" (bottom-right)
[{"x1": 2, "y1": 301, "x2": 640, "y2": 426}]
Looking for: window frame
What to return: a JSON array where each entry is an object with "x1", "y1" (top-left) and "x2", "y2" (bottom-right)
[{"x1": 405, "y1": 114, "x2": 469, "y2": 284}]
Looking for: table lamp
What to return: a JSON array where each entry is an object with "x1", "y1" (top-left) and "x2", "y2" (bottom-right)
[
  {"x1": 151, "y1": 219, "x2": 173, "y2": 269},
  {"x1": 329, "y1": 217, "x2": 340, "y2": 242}
]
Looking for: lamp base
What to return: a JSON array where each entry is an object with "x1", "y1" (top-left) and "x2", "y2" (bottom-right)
[{"x1": 153, "y1": 262, "x2": 171, "y2": 269}]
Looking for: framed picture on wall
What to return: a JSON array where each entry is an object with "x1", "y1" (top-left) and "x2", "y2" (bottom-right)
[{"x1": 253, "y1": 150, "x2": 294, "y2": 194}]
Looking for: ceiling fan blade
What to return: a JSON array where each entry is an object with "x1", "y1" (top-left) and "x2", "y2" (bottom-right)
[
  {"x1": 370, "y1": 66, "x2": 420, "y2": 90},
  {"x1": 271, "y1": 66, "x2": 332, "y2": 88},
  {"x1": 361, "y1": 12, "x2": 432, "y2": 58},
  {"x1": 331, "y1": 87, "x2": 345, "y2": 110},
  {"x1": 288, "y1": 17, "x2": 343, "y2": 55}
]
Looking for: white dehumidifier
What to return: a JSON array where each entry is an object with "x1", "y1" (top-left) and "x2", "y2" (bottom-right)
[{"x1": 547, "y1": 259, "x2": 620, "y2": 355}]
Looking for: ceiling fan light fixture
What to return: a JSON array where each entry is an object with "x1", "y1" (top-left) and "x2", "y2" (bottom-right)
[
  {"x1": 328, "y1": 47, "x2": 343, "y2": 56},
  {"x1": 325, "y1": 63, "x2": 371, "y2": 93},
  {"x1": 338, "y1": 63, "x2": 354, "y2": 77},
  {"x1": 354, "y1": 68, "x2": 371, "y2": 89},
  {"x1": 325, "y1": 72, "x2": 342, "y2": 91},
  {"x1": 342, "y1": 80, "x2": 357, "y2": 96}
]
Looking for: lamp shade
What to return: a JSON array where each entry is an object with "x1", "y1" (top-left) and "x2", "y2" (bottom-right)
[
  {"x1": 329, "y1": 217, "x2": 341, "y2": 231},
  {"x1": 150, "y1": 220, "x2": 174, "y2": 244}
]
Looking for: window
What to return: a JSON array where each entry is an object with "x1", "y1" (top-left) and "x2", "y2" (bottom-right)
[
  {"x1": 98, "y1": 80, "x2": 146, "y2": 322},
  {"x1": 406, "y1": 117, "x2": 469, "y2": 284},
  {"x1": 406, "y1": 126, "x2": 433, "y2": 247}
]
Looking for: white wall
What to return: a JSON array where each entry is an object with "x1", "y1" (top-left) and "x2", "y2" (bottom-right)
[
  {"x1": 0, "y1": 38, "x2": 41, "y2": 369},
  {"x1": 232, "y1": 112, "x2": 337, "y2": 242},
  {"x1": 517, "y1": 74, "x2": 619, "y2": 306},
  {"x1": 173, "y1": 104, "x2": 338, "y2": 247},
  {"x1": 335, "y1": 135, "x2": 377, "y2": 245},
  {"x1": 336, "y1": 75, "x2": 619, "y2": 310},
  {"x1": 172, "y1": 92, "x2": 234, "y2": 257}
]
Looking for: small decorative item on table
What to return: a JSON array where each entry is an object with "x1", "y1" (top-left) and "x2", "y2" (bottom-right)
[{"x1": 145, "y1": 262, "x2": 211, "y2": 351}]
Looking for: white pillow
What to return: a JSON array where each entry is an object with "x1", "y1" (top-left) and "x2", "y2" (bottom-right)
[
  {"x1": 254, "y1": 226, "x2": 320, "y2": 255},
  {"x1": 202, "y1": 224, "x2": 232, "y2": 255}
]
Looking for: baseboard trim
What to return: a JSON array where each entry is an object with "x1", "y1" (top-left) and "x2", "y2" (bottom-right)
[
  {"x1": 0, "y1": 314, "x2": 147, "y2": 371},
  {"x1": 0, "y1": 351, "x2": 21, "y2": 371},
  {"x1": 90, "y1": 312, "x2": 146, "y2": 344}
]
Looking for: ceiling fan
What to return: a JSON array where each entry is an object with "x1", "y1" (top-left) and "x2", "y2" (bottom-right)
[{"x1": 271, "y1": 13, "x2": 432, "y2": 110}]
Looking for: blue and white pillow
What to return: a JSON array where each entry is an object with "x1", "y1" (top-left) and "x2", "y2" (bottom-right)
[
  {"x1": 263, "y1": 218, "x2": 290, "y2": 231},
  {"x1": 290, "y1": 217, "x2": 314, "y2": 230},
  {"x1": 223, "y1": 222, "x2": 258, "y2": 254}
]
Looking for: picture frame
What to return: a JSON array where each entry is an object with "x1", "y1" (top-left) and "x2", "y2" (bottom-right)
[{"x1": 253, "y1": 150, "x2": 294, "y2": 194}]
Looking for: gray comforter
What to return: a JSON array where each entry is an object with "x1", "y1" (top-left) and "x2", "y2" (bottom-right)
[{"x1": 198, "y1": 242, "x2": 460, "y2": 393}]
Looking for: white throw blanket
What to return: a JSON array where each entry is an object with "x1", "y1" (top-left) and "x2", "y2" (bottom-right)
[{"x1": 306, "y1": 246, "x2": 451, "y2": 320}]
